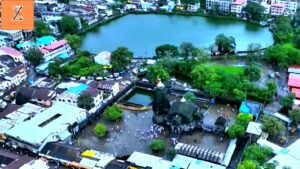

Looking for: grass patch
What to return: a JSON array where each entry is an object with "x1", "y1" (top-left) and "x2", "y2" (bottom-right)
[{"x1": 207, "y1": 64, "x2": 245, "y2": 75}]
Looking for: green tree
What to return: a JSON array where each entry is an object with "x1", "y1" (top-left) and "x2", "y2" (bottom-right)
[
  {"x1": 247, "y1": 43, "x2": 262, "y2": 61},
  {"x1": 111, "y1": 47, "x2": 133, "y2": 72},
  {"x1": 104, "y1": 105, "x2": 123, "y2": 121},
  {"x1": 280, "y1": 93, "x2": 295, "y2": 110},
  {"x1": 294, "y1": 34, "x2": 300, "y2": 49},
  {"x1": 244, "y1": 62, "x2": 261, "y2": 81},
  {"x1": 227, "y1": 124, "x2": 245, "y2": 138},
  {"x1": 48, "y1": 59, "x2": 62, "y2": 76},
  {"x1": 80, "y1": 17, "x2": 89, "y2": 29},
  {"x1": 243, "y1": 2, "x2": 265, "y2": 21},
  {"x1": 94, "y1": 123, "x2": 107, "y2": 138},
  {"x1": 263, "y1": 161, "x2": 279, "y2": 169},
  {"x1": 60, "y1": 16, "x2": 78, "y2": 34},
  {"x1": 25, "y1": 48, "x2": 44, "y2": 66},
  {"x1": 147, "y1": 65, "x2": 170, "y2": 83},
  {"x1": 77, "y1": 92, "x2": 94, "y2": 109},
  {"x1": 214, "y1": 34, "x2": 236, "y2": 54},
  {"x1": 191, "y1": 48, "x2": 209, "y2": 62},
  {"x1": 167, "y1": 148, "x2": 177, "y2": 159},
  {"x1": 155, "y1": 44, "x2": 179, "y2": 58},
  {"x1": 183, "y1": 91, "x2": 196, "y2": 101},
  {"x1": 58, "y1": 0, "x2": 69, "y2": 3},
  {"x1": 179, "y1": 42, "x2": 195, "y2": 58},
  {"x1": 264, "y1": 44, "x2": 300, "y2": 68},
  {"x1": 273, "y1": 16, "x2": 293, "y2": 44},
  {"x1": 149, "y1": 139, "x2": 165, "y2": 152},
  {"x1": 243, "y1": 144, "x2": 273, "y2": 165},
  {"x1": 34, "y1": 20, "x2": 51, "y2": 37},
  {"x1": 65, "y1": 34, "x2": 81, "y2": 53},
  {"x1": 261, "y1": 115, "x2": 286, "y2": 138},
  {"x1": 289, "y1": 109, "x2": 300, "y2": 126},
  {"x1": 238, "y1": 160, "x2": 258, "y2": 169},
  {"x1": 157, "y1": 56, "x2": 177, "y2": 74}
]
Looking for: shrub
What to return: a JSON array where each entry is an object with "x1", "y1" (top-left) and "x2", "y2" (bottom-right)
[
  {"x1": 104, "y1": 105, "x2": 123, "y2": 121},
  {"x1": 94, "y1": 123, "x2": 107, "y2": 138},
  {"x1": 149, "y1": 139, "x2": 165, "y2": 152}
]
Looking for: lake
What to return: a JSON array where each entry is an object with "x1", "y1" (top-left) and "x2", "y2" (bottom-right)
[{"x1": 80, "y1": 14, "x2": 274, "y2": 57}]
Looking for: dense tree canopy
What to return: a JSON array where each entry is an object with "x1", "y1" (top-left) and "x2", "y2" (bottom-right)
[
  {"x1": 111, "y1": 47, "x2": 133, "y2": 72},
  {"x1": 35, "y1": 20, "x2": 51, "y2": 37},
  {"x1": 272, "y1": 17, "x2": 293, "y2": 44},
  {"x1": 156, "y1": 56, "x2": 177, "y2": 74},
  {"x1": 65, "y1": 34, "x2": 81, "y2": 53},
  {"x1": 214, "y1": 34, "x2": 236, "y2": 54},
  {"x1": 264, "y1": 44, "x2": 300, "y2": 68},
  {"x1": 179, "y1": 42, "x2": 195, "y2": 58},
  {"x1": 191, "y1": 48, "x2": 209, "y2": 62},
  {"x1": 261, "y1": 115, "x2": 286, "y2": 138},
  {"x1": 78, "y1": 92, "x2": 94, "y2": 109},
  {"x1": 238, "y1": 160, "x2": 258, "y2": 169},
  {"x1": 289, "y1": 109, "x2": 300, "y2": 126},
  {"x1": 60, "y1": 16, "x2": 78, "y2": 34},
  {"x1": 242, "y1": 144, "x2": 272, "y2": 165},
  {"x1": 279, "y1": 93, "x2": 295, "y2": 110},
  {"x1": 94, "y1": 123, "x2": 107, "y2": 138},
  {"x1": 155, "y1": 44, "x2": 179, "y2": 58},
  {"x1": 25, "y1": 48, "x2": 44, "y2": 66},
  {"x1": 147, "y1": 65, "x2": 170, "y2": 83},
  {"x1": 104, "y1": 105, "x2": 123, "y2": 121},
  {"x1": 244, "y1": 62, "x2": 261, "y2": 81},
  {"x1": 243, "y1": 2, "x2": 265, "y2": 21}
]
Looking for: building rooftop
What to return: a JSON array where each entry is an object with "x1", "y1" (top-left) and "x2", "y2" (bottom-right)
[
  {"x1": 268, "y1": 139, "x2": 300, "y2": 168},
  {"x1": 36, "y1": 36, "x2": 56, "y2": 47},
  {"x1": 288, "y1": 65, "x2": 300, "y2": 74},
  {"x1": 40, "y1": 40, "x2": 67, "y2": 53},
  {"x1": 5, "y1": 65, "x2": 25, "y2": 77},
  {"x1": 17, "y1": 86, "x2": 56, "y2": 101},
  {"x1": 127, "y1": 151, "x2": 172, "y2": 169},
  {"x1": 239, "y1": 101, "x2": 263, "y2": 117},
  {"x1": 5, "y1": 103, "x2": 86, "y2": 149},
  {"x1": 172, "y1": 154, "x2": 226, "y2": 169},
  {"x1": 0, "y1": 150, "x2": 33, "y2": 169},
  {"x1": 0, "y1": 47, "x2": 23, "y2": 58}
]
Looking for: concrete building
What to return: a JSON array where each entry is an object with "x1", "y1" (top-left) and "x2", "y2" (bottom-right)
[
  {"x1": 230, "y1": 0, "x2": 247, "y2": 14},
  {"x1": 0, "y1": 47, "x2": 24, "y2": 63},
  {"x1": 4, "y1": 65, "x2": 27, "y2": 87},
  {"x1": 271, "y1": 0, "x2": 297, "y2": 16},
  {"x1": 39, "y1": 39, "x2": 72, "y2": 62},
  {"x1": 4, "y1": 102, "x2": 87, "y2": 153},
  {"x1": 55, "y1": 81, "x2": 103, "y2": 114},
  {"x1": 0, "y1": 30, "x2": 23, "y2": 42},
  {"x1": 16, "y1": 86, "x2": 57, "y2": 107},
  {"x1": 206, "y1": 0, "x2": 231, "y2": 12},
  {"x1": 0, "y1": 103, "x2": 45, "y2": 142}
]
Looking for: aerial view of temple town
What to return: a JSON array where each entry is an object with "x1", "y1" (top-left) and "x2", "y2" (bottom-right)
[{"x1": 0, "y1": 0, "x2": 300, "y2": 168}]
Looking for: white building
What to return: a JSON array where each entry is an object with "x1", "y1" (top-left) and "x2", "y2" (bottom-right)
[
  {"x1": 206, "y1": 0, "x2": 231, "y2": 12},
  {"x1": 94, "y1": 51, "x2": 111, "y2": 66},
  {"x1": 231, "y1": 0, "x2": 247, "y2": 14},
  {"x1": 55, "y1": 82, "x2": 103, "y2": 114},
  {"x1": 0, "y1": 46, "x2": 24, "y2": 63},
  {"x1": 4, "y1": 102, "x2": 87, "y2": 153},
  {"x1": 0, "y1": 30, "x2": 23, "y2": 42},
  {"x1": 271, "y1": 0, "x2": 297, "y2": 16},
  {"x1": 4, "y1": 65, "x2": 27, "y2": 86},
  {"x1": 39, "y1": 39, "x2": 72, "y2": 61}
]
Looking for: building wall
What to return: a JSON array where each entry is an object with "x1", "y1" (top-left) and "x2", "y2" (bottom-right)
[
  {"x1": 206, "y1": 0, "x2": 231, "y2": 12},
  {"x1": 42, "y1": 44, "x2": 72, "y2": 61},
  {"x1": 4, "y1": 69, "x2": 27, "y2": 86}
]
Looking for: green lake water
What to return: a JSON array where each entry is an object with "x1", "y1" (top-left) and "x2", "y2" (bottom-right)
[{"x1": 80, "y1": 14, "x2": 274, "y2": 57}]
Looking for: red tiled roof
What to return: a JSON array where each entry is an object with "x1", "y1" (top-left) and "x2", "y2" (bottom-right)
[
  {"x1": 292, "y1": 88, "x2": 300, "y2": 98},
  {"x1": 0, "y1": 47, "x2": 22, "y2": 57},
  {"x1": 231, "y1": 0, "x2": 246, "y2": 5},
  {"x1": 41, "y1": 40, "x2": 67, "y2": 51},
  {"x1": 288, "y1": 78, "x2": 300, "y2": 88}
]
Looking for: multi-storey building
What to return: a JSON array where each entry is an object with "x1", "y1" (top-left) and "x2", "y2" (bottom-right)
[
  {"x1": 206, "y1": 0, "x2": 231, "y2": 13},
  {"x1": 231, "y1": 0, "x2": 247, "y2": 14},
  {"x1": 39, "y1": 39, "x2": 72, "y2": 62}
]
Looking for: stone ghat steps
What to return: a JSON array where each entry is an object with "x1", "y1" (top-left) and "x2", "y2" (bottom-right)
[{"x1": 175, "y1": 143, "x2": 225, "y2": 164}]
